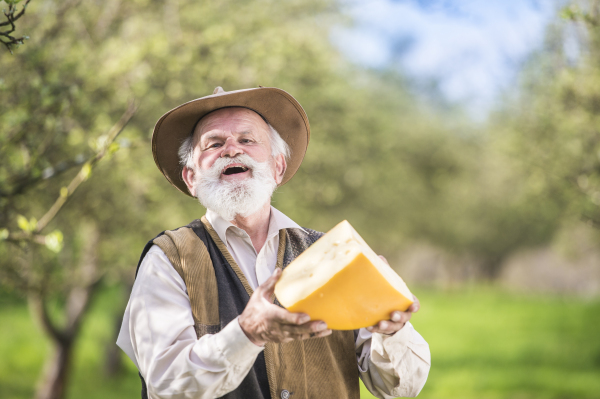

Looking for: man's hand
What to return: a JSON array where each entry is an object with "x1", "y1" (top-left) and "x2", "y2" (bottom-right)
[
  {"x1": 239, "y1": 268, "x2": 332, "y2": 346},
  {"x1": 366, "y1": 255, "x2": 421, "y2": 335}
]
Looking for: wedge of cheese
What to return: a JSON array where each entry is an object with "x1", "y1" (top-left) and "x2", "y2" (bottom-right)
[{"x1": 274, "y1": 220, "x2": 414, "y2": 330}]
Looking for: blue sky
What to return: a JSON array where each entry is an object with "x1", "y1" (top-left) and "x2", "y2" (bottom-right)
[{"x1": 333, "y1": 0, "x2": 560, "y2": 113}]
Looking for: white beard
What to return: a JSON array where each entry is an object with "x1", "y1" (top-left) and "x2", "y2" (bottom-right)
[{"x1": 193, "y1": 154, "x2": 277, "y2": 221}]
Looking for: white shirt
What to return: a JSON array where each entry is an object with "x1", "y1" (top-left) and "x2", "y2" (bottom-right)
[
  {"x1": 205, "y1": 207, "x2": 297, "y2": 290},
  {"x1": 117, "y1": 207, "x2": 431, "y2": 398}
]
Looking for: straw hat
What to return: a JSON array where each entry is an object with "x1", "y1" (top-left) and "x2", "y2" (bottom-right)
[{"x1": 152, "y1": 86, "x2": 310, "y2": 197}]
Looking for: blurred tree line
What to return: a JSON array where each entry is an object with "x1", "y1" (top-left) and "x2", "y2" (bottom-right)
[
  {"x1": 493, "y1": 1, "x2": 600, "y2": 239},
  {"x1": 2, "y1": 0, "x2": 600, "y2": 397}
]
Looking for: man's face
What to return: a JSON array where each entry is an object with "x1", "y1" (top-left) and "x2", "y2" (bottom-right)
[
  {"x1": 181, "y1": 107, "x2": 287, "y2": 220},
  {"x1": 182, "y1": 107, "x2": 285, "y2": 195}
]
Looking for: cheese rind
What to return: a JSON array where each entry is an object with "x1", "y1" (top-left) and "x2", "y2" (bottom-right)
[{"x1": 274, "y1": 220, "x2": 414, "y2": 330}]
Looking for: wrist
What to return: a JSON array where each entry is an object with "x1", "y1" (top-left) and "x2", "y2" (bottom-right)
[{"x1": 238, "y1": 314, "x2": 265, "y2": 347}]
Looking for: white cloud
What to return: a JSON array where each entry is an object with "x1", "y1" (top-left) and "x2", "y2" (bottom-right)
[{"x1": 332, "y1": 0, "x2": 558, "y2": 111}]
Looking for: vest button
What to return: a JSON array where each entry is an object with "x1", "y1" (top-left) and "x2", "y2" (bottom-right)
[{"x1": 280, "y1": 389, "x2": 290, "y2": 399}]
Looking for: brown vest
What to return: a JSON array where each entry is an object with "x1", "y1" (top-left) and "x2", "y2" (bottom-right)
[{"x1": 153, "y1": 216, "x2": 359, "y2": 399}]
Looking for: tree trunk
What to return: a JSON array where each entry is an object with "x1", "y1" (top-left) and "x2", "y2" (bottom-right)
[
  {"x1": 35, "y1": 339, "x2": 73, "y2": 399},
  {"x1": 480, "y1": 255, "x2": 504, "y2": 281},
  {"x1": 29, "y1": 222, "x2": 101, "y2": 399}
]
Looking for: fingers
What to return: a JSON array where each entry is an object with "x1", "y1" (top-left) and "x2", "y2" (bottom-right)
[
  {"x1": 409, "y1": 295, "x2": 420, "y2": 312},
  {"x1": 257, "y1": 317, "x2": 330, "y2": 344},
  {"x1": 267, "y1": 310, "x2": 331, "y2": 341},
  {"x1": 283, "y1": 320, "x2": 328, "y2": 335},
  {"x1": 366, "y1": 308, "x2": 414, "y2": 334},
  {"x1": 279, "y1": 329, "x2": 332, "y2": 343},
  {"x1": 306, "y1": 329, "x2": 332, "y2": 340},
  {"x1": 269, "y1": 306, "x2": 311, "y2": 326},
  {"x1": 390, "y1": 310, "x2": 411, "y2": 324},
  {"x1": 367, "y1": 319, "x2": 406, "y2": 335},
  {"x1": 282, "y1": 321, "x2": 332, "y2": 341}
]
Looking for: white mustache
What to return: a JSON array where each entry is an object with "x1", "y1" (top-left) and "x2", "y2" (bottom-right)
[{"x1": 201, "y1": 154, "x2": 260, "y2": 180}]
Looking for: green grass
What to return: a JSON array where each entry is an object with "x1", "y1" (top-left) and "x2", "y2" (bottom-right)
[{"x1": 1, "y1": 285, "x2": 599, "y2": 399}]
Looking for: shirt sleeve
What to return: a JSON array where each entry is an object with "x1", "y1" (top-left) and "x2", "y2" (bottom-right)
[
  {"x1": 355, "y1": 323, "x2": 431, "y2": 398},
  {"x1": 124, "y1": 245, "x2": 264, "y2": 399}
]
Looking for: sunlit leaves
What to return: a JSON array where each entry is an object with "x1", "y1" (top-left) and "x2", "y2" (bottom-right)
[
  {"x1": 108, "y1": 142, "x2": 120, "y2": 155},
  {"x1": 16, "y1": 215, "x2": 37, "y2": 232},
  {"x1": 81, "y1": 163, "x2": 92, "y2": 181},
  {"x1": 44, "y1": 230, "x2": 63, "y2": 253}
]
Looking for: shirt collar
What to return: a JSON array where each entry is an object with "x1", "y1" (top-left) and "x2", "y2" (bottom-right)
[
  {"x1": 205, "y1": 206, "x2": 306, "y2": 244},
  {"x1": 269, "y1": 206, "x2": 306, "y2": 234}
]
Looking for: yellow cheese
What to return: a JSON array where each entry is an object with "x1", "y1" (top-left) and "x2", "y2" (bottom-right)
[{"x1": 274, "y1": 220, "x2": 414, "y2": 330}]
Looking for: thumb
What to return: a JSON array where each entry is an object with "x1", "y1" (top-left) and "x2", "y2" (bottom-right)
[
  {"x1": 259, "y1": 268, "x2": 282, "y2": 298},
  {"x1": 378, "y1": 255, "x2": 389, "y2": 265}
]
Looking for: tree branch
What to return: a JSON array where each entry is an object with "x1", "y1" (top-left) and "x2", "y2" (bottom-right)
[
  {"x1": 0, "y1": 0, "x2": 32, "y2": 53},
  {"x1": 28, "y1": 293, "x2": 67, "y2": 344},
  {"x1": 35, "y1": 100, "x2": 137, "y2": 233},
  {"x1": 2, "y1": 100, "x2": 136, "y2": 246}
]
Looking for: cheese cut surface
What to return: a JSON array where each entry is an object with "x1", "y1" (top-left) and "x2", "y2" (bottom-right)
[{"x1": 274, "y1": 220, "x2": 414, "y2": 330}]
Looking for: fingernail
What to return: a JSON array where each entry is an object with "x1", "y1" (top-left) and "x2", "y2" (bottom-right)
[
  {"x1": 380, "y1": 321, "x2": 388, "y2": 329},
  {"x1": 366, "y1": 326, "x2": 373, "y2": 332},
  {"x1": 391, "y1": 312, "x2": 401, "y2": 322},
  {"x1": 300, "y1": 315, "x2": 310, "y2": 324},
  {"x1": 319, "y1": 322, "x2": 327, "y2": 330}
]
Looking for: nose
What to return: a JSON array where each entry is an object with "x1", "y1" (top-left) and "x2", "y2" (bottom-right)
[{"x1": 220, "y1": 137, "x2": 243, "y2": 158}]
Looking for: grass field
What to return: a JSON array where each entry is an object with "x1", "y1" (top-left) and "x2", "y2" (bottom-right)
[{"x1": 1, "y1": 285, "x2": 599, "y2": 399}]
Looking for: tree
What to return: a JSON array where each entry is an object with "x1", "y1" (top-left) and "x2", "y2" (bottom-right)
[{"x1": 494, "y1": 0, "x2": 600, "y2": 245}]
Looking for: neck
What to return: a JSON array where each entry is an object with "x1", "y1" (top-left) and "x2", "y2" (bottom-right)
[{"x1": 230, "y1": 201, "x2": 271, "y2": 253}]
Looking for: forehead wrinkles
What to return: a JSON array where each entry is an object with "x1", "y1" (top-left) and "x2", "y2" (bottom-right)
[{"x1": 194, "y1": 108, "x2": 268, "y2": 143}]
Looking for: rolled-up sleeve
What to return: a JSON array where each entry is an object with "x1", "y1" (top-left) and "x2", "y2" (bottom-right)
[
  {"x1": 356, "y1": 323, "x2": 431, "y2": 398},
  {"x1": 117, "y1": 246, "x2": 263, "y2": 399}
]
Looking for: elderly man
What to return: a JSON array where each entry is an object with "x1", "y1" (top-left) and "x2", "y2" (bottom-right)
[{"x1": 117, "y1": 87, "x2": 430, "y2": 399}]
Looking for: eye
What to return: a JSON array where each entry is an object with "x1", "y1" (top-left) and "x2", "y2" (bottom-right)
[
  {"x1": 240, "y1": 138, "x2": 253, "y2": 144},
  {"x1": 208, "y1": 143, "x2": 222, "y2": 148}
]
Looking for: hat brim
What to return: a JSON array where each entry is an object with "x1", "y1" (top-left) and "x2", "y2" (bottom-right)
[{"x1": 152, "y1": 87, "x2": 310, "y2": 197}]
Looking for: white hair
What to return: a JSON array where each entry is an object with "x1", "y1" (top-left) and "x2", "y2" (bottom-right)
[{"x1": 178, "y1": 123, "x2": 290, "y2": 169}]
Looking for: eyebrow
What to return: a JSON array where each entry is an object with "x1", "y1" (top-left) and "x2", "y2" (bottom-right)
[{"x1": 202, "y1": 131, "x2": 252, "y2": 142}]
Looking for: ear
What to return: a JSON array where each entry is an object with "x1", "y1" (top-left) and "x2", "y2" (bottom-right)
[
  {"x1": 182, "y1": 166, "x2": 197, "y2": 197},
  {"x1": 273, "y1": 154, "x2": 287, "y2": 185}
]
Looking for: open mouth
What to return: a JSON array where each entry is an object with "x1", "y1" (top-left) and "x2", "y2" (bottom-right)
[{"x1": 222, "y1": 165, "x2": 249, "y2": 175}]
